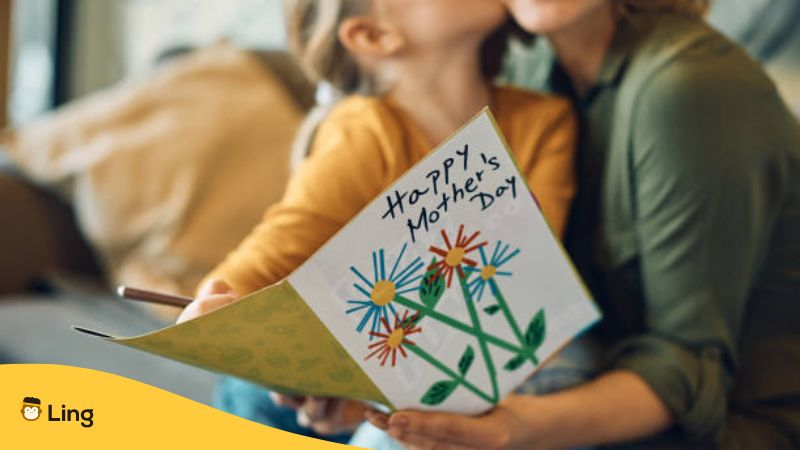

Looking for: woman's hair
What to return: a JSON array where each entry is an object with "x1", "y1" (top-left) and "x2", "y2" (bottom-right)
[
  {"x1": 285, "y1": 0, "x2": 519, "y2": 95},
  {"x1": 615, "y1": 0, "x2": 711, "y2": 17}
]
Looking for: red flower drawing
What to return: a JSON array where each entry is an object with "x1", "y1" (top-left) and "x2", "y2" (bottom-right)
[
  {"x1": 428, "y1": 225, "x2": 488, "y2": 288},
  {"x1": 366, "y1": 310, "x2": 422, "y2": 367}
]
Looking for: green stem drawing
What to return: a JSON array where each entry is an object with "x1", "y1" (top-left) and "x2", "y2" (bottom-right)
[
  {"x1": 489, "y1": 278, "x2": 538, "y2": 365},
  {"x1": 394, "y1": 295, "x2": 536, "y2": 360},
  {"x1": 405, "y1": 343, "x2": 496, "y2": 404},
  {"x1": 458, "y1": 272, "x2": 499, "y2": 400}
]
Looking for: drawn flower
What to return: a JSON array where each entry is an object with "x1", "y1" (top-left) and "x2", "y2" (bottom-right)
[
  {"x1": 463, "y1": 241, "x2": 519, "y2": 302},
  {"x1": 365, "y1": 310, "x2": 422, "y2": 367},
  {"x1": 428, "y1": 225, "x2": 487, "y2": 288},
  {"x1": 348, "y1": 244, "x2": 425, "y2": 338}
]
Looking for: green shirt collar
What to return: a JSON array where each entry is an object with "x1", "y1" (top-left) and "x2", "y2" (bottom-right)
[
  {"x1": 595, "y1": 19, "x2": 639, "y2": 88},
  {"x1": 535, "y1": 18, "x2": 639, "y2": 96}
]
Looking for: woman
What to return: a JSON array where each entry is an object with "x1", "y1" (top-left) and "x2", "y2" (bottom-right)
[{"x1": 358, "y1": 0, "x2": 800, "y2": 448}]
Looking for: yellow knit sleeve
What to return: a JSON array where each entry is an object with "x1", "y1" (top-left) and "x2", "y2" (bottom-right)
[{"x1": 201, "y1": 99, "x2": 395, "y2": 295}]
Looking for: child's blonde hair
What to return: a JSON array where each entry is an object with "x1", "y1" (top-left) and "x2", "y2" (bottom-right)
[
  {"x1": 285, "y1": 0, "x2": 369, "y2": 94},
  {"x1": 285, "y1": 0, "x2": 519, "y2": 95}
]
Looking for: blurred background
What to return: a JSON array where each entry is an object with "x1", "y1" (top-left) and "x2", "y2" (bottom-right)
[
  {"x1": 0, "y1": 0, "x2": 798, "y2": 405},
  {"x1": 5, "y1": 0, "x2": 799, "y2": 126},
  {"x1": 7, "y1": 0, "x2": 287, "y2": 124}
]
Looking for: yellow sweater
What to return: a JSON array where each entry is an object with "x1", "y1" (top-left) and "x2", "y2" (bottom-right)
[{"x1": 206, "y1": 86, "x2": 577, "y2": 295}]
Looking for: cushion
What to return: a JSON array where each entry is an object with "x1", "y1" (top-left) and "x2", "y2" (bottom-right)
[{"x1": 2, "y1": 44, "x2": 303, "y2": 295}]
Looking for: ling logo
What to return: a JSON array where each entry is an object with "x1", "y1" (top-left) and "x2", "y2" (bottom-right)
[
  {"x1": 22, "y1": 397, "x2": 42, "y2": 421},
  {"x1": 20, "y1": 396, "x2": 95, "y2": 428}
]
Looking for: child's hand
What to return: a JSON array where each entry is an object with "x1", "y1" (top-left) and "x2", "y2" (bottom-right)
[
  {"x1": 271, "y1": 393, "x2": 369, "y2": 435},
  {"x1": 177, "y1": 279, "x2": 240, "y2": 323}
]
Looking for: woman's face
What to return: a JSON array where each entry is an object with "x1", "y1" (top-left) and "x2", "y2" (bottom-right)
[
  {"x1": 504, "y1": 0, "x2": 609, "y2": 34},
  {"x1": 376, "y1": 0, "x2": 508, "y2": 49}
]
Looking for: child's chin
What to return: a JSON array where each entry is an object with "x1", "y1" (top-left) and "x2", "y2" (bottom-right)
[{"x1": 507, "y1": 0, "x2": 589, "y2": 35}]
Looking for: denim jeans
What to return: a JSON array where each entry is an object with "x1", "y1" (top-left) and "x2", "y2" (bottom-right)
[{"x1": 214, "y1": 377, "x2": 353, "y2": 445}]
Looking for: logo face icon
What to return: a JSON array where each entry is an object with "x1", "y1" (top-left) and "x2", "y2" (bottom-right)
[{"x1": 22, "y1": 397, "x2": 42, "y2": 421}]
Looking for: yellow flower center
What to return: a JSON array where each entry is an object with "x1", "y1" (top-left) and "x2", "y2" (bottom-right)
[
  {"x1": 386, "y1": 328, "x2": 405, "y2": 349},
  {"x1": 445, "y1": 247, "x2": 466, "y2": 267},
  {"x1": 481, "y1": 265, "x2": 497, "y2": 280},
  {"x1": 370, "y1": 280, "x2": 396, "y2": 306}
]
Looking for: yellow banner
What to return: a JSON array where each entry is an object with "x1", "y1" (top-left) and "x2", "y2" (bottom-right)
[{"x1": 1, "y1": 364, "x2": 363, "y2": 449}]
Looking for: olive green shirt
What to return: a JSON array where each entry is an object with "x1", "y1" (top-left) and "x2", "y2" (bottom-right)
[{"x1": 505, "y1": 14, "x2": 800, "y2": 449}]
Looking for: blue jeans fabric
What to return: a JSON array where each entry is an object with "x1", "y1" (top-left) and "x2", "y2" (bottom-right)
[{"x1": 214, "y1": 377, "x2": 353, "y2": 445}]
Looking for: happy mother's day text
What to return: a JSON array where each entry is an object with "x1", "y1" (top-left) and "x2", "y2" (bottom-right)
[{"x1": 380, "y1": 144, "x2": 518, "y2": 243}]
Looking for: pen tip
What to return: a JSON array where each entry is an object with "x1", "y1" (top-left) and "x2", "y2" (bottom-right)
[{"x1": 116, "y1": 286, "x2": 126, "y2": 297}]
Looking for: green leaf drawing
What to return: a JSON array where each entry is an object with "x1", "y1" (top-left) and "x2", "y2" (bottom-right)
[
  {"x1": 525, "y1": 309, "x2": 546, "y2": 350},
  {"x1": 420, "y1": 380, "x2": 459, "y2": 406},
  {"x1": 503, "y1": 354, "x2": 526, "y2": 371},
  {"x1": 458, "y1": 346, "x2": 475, "y2": 375},
  {"x1": 483, "y1": 304, "x2": 501, "y2": 315},
  {"x1": 419, "y1": 258, "x2": 446, "y2": 310}
]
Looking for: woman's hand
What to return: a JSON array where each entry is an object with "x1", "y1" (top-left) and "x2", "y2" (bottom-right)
[
  {"x1": 366, "y1": 395, "x2": 546, "y2": 450},
  {"x1": 271, "y1": 393, "x2": 370, "y2": 435},
  {"x1": 177, "y1": 279, "x2": 240, "y2": 323},
  {"x1": 367, "y1": 371, "x2": 673, "y2": 450}
]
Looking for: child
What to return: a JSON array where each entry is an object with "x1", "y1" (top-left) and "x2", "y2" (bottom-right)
[{"x1": 179, "y1": 0, "x2": 585, "y2": 446}]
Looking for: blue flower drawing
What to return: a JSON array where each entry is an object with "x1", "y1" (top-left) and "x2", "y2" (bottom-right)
[
  {"x1": 347, "y1": 244, "x2": 425, "y2": 338},
  {"x1": 463, "y1": 241, "x2": 519, "y2": 302}
]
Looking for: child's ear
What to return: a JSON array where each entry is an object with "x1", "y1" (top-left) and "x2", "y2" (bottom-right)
[{"x1": 338, "y1": 17, "x2": 405, "y2": 57}]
